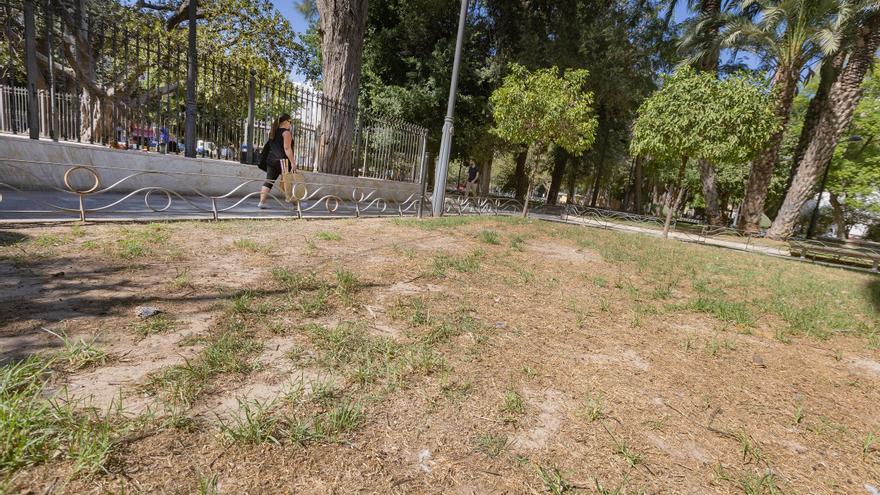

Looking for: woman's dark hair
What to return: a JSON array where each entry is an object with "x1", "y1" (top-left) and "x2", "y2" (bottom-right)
[{"x1": 269, "y1": 114, "x2": 292, "y2": 139}]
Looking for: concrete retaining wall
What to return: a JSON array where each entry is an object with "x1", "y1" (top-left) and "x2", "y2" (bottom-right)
[{"x1": 0, "y1": 135, "x2": 421, "y2": 202}]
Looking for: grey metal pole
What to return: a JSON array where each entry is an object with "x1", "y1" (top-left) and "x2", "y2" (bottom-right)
[
  {"x1": 45, "y1": 0, "x2": 57, "y2": 141},
  {"x1": 417, "y1": 133, "x2": 428, "y2": 218},
  {"x1": 246, "y1": 69, "x2": 255, "y2": 164},
  {"x1": 184, "y1": 0, "x2": 197, "y2": 158},
  {"x1": 431, "y1": 0, "x2": 468, "y2": 217},
  {"x1": 23, "y1": 0, "x2": 40, "y2": 139}
]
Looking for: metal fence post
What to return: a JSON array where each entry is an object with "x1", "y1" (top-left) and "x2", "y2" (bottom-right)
[
  {"x1": 184, "y1": 0, "x2": 197, "y2": 158},
  {"x1": 416, "y1": 133, "x2": 428, "y2": 218},
  {"x1": 45, "y1": 0, "x2": 57, "y2": 141},
  {"x1": 23, "y1": 0, "x2": 40, "y2": 139},
  {"x1": 246, "y1": 69, "x2": 255, "y2": 164}
]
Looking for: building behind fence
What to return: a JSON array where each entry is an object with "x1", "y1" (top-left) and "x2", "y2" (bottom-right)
[{"x1": 1, "y1": 0, "x2": 427, "y2": 183}]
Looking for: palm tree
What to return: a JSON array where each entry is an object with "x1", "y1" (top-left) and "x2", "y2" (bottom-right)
[
  {"x1": 768, "y1": 4, "x2": 880, "y2": 239},
  {"x1": 710, "y1": 0, "x2": 843, "y2": 232}
]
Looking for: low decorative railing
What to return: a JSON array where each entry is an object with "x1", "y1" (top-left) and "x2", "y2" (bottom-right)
[{"x1": 0, "y1": 161, "x2": 425, "y2": 222}]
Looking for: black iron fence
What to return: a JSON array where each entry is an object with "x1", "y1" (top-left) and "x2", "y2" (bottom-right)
[{"x1": 1, "y1": 0, "x2": 427, "y2": 182}]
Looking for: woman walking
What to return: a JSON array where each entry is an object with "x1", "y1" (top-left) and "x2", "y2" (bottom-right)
[{"x1": 259, "y1": 114, "x2": 297, "y2": 209}]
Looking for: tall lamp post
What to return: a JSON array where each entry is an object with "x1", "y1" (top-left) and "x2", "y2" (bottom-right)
[{"x1": 431, "y1": 0, "x2": 469, "y2": 217}]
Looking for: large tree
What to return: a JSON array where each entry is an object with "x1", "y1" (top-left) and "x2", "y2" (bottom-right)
[
  {"x1": 490, "y1": 64, "x2": 597, "y2": 215},
  {"x1": 768, "y1": 9, "x2": 880, "y2": 239},
  {"x1": 631, "y1": 66, "x2": 779, "y2": 237},
  {"x1": 711, "y1": 0, "x2": 842, "y2": 232},
  {"x1": 313, "y1": 0, "x2": 367, "y2": 175}
]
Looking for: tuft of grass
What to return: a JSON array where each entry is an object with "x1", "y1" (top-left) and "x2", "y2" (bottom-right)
[
  {"x1": 500, "y1": 389, "x2": 525, "y2": 422},
  {"x1": 689, "y1": 297, "x2": 754, "y2": 326},
  {"x1": 57, "y1": 334, "x2": 109, "y2": 370},
  {"x1": 473, "y1": 433, "x2": 509, "y2": 457},
  {"x1": 864, "y1": 431, "x2": 877, "y2": 458},
  {"x1": 793, "y1": 402, "x2": 805, "y2": 426},
  {"x1": 315, "y1": 231, "x2": 342, "y2": 241},
  {"x1": 509, "y1": 234, "x2": 525, "y2": 252},
  {"x1": 615, "y1": 441, "x2": 643, "y2": 467},
  {"x1": 705, "y1": 337, "x2": 736, "y2": 357},
  {"x1": 430, "y1": 249, "x2": 483, "y2": 277},
  {"x1": 479, "y1": 230, "x2": 501, "y2": 245},
  {"x1": 316, "y1": 402, "x2": 363, "y2": 438},
  {"x1": 335, "y1": 269, "x2": 359, "y2": 304},
  {"x1": 299, "y1": 285, "x2": 331, "y2": 317},
  {"x1": 581, "y1": 393, "x2": 605, "y2": 423},
  {"x1": 537, "y1": 465, "x2": 575, "y2": 495},
  {"x1": 196, "y1": 472, "x2": 220, "y2": 495},
  {"x1": 171, "y1": 268, "x2": 192, "y2": 290},
  {"x1": 233, "y1": 238, "x2": 269, "y2": 254},
  {"x1": 272, "y1": 268, "x2": 313, "y2": 294},
  {"x1": 115, "y1": 224, "x2": 169, "y2": 259},
  {"x1": 715, "y1": 466, "x2": 783, "y2": 495},
  {"x1": 146, "y1": 323, "x2": 260, "y2": 407},
  {"x1": 735, "y1": 430, "x2": 764, "y2": 465},
  {"x1": 135, "y1": 315, "x2": 177, "y2": 338},
  {"x1": 217, "y1": 398, "x2": 280, "y2": 445}
]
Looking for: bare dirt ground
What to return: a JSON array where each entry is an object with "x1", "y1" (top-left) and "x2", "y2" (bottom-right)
[{"x1": 1, "y1": 216, "x2": 879, "y2": 494}]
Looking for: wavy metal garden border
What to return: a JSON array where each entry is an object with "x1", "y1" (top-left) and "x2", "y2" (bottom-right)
[{"x1": 0, "y1": 162, "x2": 422, "y2": 221}]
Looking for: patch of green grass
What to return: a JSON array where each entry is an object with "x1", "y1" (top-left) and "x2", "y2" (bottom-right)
[
  {"x1": 0, "y1": 356, "x2": 131, "y2": 475},
  {"x1": 479, "y1": 230, "x2": 501, "y2": 245},
  {"x1": 509, "y1": 234, "x2": 525, "y2": 252},
  {"x1": 335, "y1": 269, "x2": 359, "y2": 304},
  {"x1": 217, "y1": 398, "x2": 280, "y2": 445},
  {"x1": 793, "y1": 402, "x2": 805, "y2": 426},
  {"x1": 135, "y1": 315, "x2": 177, "y2": 338},
  {"x1": 57, "y1": 334, "x2": 109, "y2": 370},
  {"x1": 272, "y1": 268, "x2": 313, "y2": 294},
  {"x1": 715, "y1": 466, "x2": 783, "y2": 495},
  {"x1": 500, "y1": 389, "x2": 525, "y2": 422},
  {"x1": 705, "y1": 337, "x2": 736, "y2": 357},
  {"x1": 233, "y1": 238, "x2": 269, "y2": 254},
  {"x1": 393, "y1": 216, "x2": 487, "y2": 230},
  {"x1": 114, "y1": 224, "x2": 169, "y2": 259},
  {"x1": 318, "y1": 401, "x2": 363, "y2": 437},
  {"x1": 430, "y1": 249, "x2": 483, "y2": 277},
  {"x1": 196, "y1": 472, "x2": 220, "y2": 495},
  {"x1": 315, "y1": 231, "x2": 341, "y2": 241},
  {"x1": 146, "y1": 323, "x2": 260, "y2": 407},
  {"x1": 864, "y1": 431, "x2": 877, "y2": 458},
  {"x1": 689, "y1": 297, "x2": 754, "y2": 326},
  {"x1": 581, "y1": 393, "x2": 604, "y2": 423},
  {"x1": 34, "y1": 234, "x2": 70, "y2": 247},
  {"x1": 734, "y1": 430, "x2": 765, "y2": 465},
  {"x1": 537, "y1": 465, "x2": 575, "y2": 495},
  {"x1": 299, "y1": 285, "x2": 331, "y2": 317},
  {"x1": 171, "y1": 268, "x2": 192, "y2": 290},
  {"x1": 615, "y1": 441, "x2": 643, "y2": 467},
  {"x1": 473, "y1": 433, "x2": 509, "y2": 457},
  {"x1": 391, "y1": 297, "x2": 431, "y2": 326}
]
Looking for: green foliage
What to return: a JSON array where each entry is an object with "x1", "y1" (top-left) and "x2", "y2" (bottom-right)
[
  {"x1": 631, "y1": 66, "x2": 779, "y2": 165},
  {"x1": 490, "y1": 64, "x2": 597, "y2": 155}
]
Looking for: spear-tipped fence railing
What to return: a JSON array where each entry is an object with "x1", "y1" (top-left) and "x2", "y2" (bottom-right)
[{"x1": 1, "y1": 0, "x2": 427, "y2": 182}]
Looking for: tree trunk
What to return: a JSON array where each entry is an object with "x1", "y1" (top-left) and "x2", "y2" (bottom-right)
[
  {"x1": 698, "y1": 159, "x2": 722, "y2": 225},
  {"x1": 633, "y1": 156, "x2": 643, "y2": 214},
  {"x1": 776, "y1": 53, "x2": 844, "y2": 212},
  {"x1": 663, "y1": 157, "x2": 688, "y2": 238},
  {"x1": 589, "y1": 125, "x2": 609, "y2": 207},
  {"x1": 479, "y1": 155, "x2": 492, "y2": 196},
  {"x1": 829, "y1": 192, "x2": 846, "y2": 240},
  {"x1": 737, "y1": 67, "x2": 800, "y2": 233},
  {"x1": 315, "y1": 0, "x2": 368, "y2": 176},
  {"x1": 514, "y1": 148, "x2": 528, "y2": 201},
  {"x1": 768, "y1": 14, "x2": 880, "y2": 239},
  {"x1": 546, "y1": 148, "x2": 568, "y2": 206},
  {"x1": 565, "y1": 160, "x2": 577, "y2": 204}
]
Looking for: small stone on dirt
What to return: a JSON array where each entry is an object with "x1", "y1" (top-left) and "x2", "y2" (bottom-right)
[
  {"x1": 752, "y1": 354, "x2": 766, "y2": 368},
  {"x1": 135, "y1": 306, "x2": 162, "y2": 318},
  {"x1": 495, "y1": 322, "x2": 506, "y2": 329},
  {"x1": 417, "y1": 449, "x2": 432, "y2": 473},
  {"x1": 865, "y1": 483, "x2": 879, "y2": 495}
]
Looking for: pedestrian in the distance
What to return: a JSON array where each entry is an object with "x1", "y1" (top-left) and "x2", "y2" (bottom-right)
[
  {"x1": 258, "y1": 114, "x2": 297, "y2": 209},
  {"x1": 465, "y1": 160, "x2": 480, "y2": 198}
]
